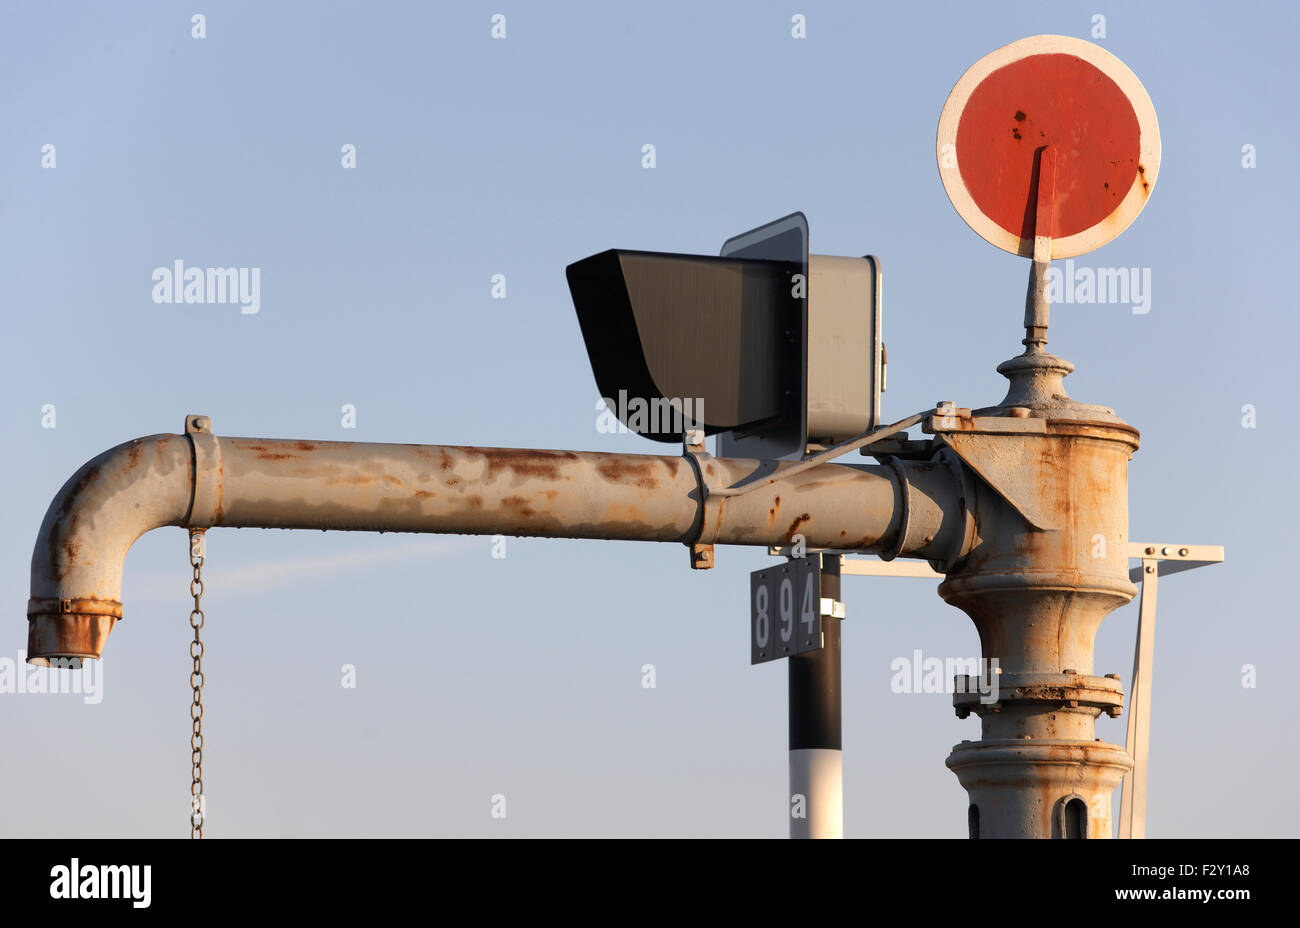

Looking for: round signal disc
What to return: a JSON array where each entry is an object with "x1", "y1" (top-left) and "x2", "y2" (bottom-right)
[{"x1": 936, "y1": 35, "x2": 1161, "y2": 259}]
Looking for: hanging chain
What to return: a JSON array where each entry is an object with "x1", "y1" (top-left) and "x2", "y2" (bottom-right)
[{"x1": 189, "y1": 529, "x2": 207, "y2": 839}]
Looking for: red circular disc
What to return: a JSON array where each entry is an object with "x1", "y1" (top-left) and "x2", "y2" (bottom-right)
[
  {"x1": 936, "y1": 36, "x2": 1161, "y2": 259},
  {"x1": 957, "y1": 54, "x2": 1141, "y2": 241}
]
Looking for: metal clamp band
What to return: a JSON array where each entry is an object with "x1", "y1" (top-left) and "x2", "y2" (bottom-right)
[
  {"x1": 27, "y1": 596, "x2": 124, "y2": 619},
  {"x1": 931, "y1": 447, "x2": 977, "y2": 573},
  {"x1": 682, "y1": 429, "x2": 722, "y2": 568},
  {"x1": 185, "y1": 415, "x2": 224, "y2": 528},
  {"x1": 879, "y1": 455, "x2": 911, "y2": 562}
]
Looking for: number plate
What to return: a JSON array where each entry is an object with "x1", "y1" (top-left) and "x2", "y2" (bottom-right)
[{"x1": 750, "y1": 557, "x2": 822, "y2": 664}]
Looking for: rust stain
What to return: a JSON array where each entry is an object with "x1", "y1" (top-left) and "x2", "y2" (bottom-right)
[
  {"x1": 785, "y1": 513, "x2": 810, "y2": 540},
  {"x1": 256, "y1": 452, "x2": 296, "y2": 461},
  {"x1": 482, "y1": 448, "x2": 578, "y2": 481},
  {"x1": 327, "y1": 473, "x2": 403, "y2": 488},
  {"x1": 414, "y1": 489, "x2": 434, "y2": 500},
  {"x1": 1046, "y1": 420, "x2": 1141, "y2": 446},
  {"x1": 67, "y1": 463, "x2": 101, "y2": 501},
  {"x1": 501, "y1": 494, "x2": 536, "y2": 518},
  {"x1": 47, "y1": 462, "x2": 105, "y2": 578},
  {"x1": 33, "y1": 593, "x2": 122, "y2": 612},
  {"x1": 595, "y1": 458, "x2": 658, "y2": 490},
  {"x1": 439, "y1": 450, "x2": 453, "y2": 471}
]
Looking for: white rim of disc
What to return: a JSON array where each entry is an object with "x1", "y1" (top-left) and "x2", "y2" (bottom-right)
[{"x1": 936, "y1": 34, "x2": 1161, "y2": 259}]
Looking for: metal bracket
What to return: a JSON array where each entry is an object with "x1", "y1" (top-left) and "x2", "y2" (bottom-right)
[
  {"x1": 1125, "y1": 543, "x2": 1224, "y2": 583},
  {"x1": 1118, "y1": 541, "x2": 1225, "y2": 840},
  {"x1": 925, "y1": 413, "x2": 1058, "y2": 531},
  {"x1": 860, "y1": 432, "x2": 935, "y2": 460},
  {"x1": 819, "y1": 598, "x2": 846, "y2": 619},
  {"x1": 925, "y1": 410, "x2": 1048, "y2": 435}
]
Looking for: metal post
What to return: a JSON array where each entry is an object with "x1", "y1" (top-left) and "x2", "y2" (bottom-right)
[
  {"x1": 788, "y1": 553, "x2": 842, "y2": 838},
  {"x1": 1119, "y1": 557, "x2": 1159, "y2": 839}
]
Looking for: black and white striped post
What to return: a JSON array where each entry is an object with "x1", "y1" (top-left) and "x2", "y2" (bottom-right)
[{"x1": 788, "y1": 553, "x2": 843, "y2": 838}]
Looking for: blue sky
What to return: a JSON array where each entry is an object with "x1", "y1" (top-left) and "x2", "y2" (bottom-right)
[{"x1": 1, "y1": 0, "x2": 1296, "y2": 837}]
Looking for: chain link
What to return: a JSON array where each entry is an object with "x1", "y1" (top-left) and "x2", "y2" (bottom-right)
[{"x1": 189, "y1": 530, "x2": 206, "y2": 839}]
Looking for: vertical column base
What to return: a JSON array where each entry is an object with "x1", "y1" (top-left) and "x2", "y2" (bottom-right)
[{"x1": 947, "y1": 740, "x2": 1131, "y2": 838}]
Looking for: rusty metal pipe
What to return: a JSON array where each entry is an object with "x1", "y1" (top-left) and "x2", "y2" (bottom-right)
[{"x1": 27, "y1": 429, "x2": 969, "y2": 663}]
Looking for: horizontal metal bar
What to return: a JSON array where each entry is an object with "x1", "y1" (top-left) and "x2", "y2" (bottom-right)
[
  {"x1": 1126, "y1": 543, "x2": 1224, "y2": 583},
  {"x1": 840, "y1": 559, "x2": 944, "y2": 579},
  {"x1": 1126, "y1": 542, "x2": 1224, "y2": 562}
]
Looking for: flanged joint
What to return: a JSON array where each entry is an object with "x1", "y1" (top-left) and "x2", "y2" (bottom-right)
[{"x1": 953, "y1": 671, "x2": 1124, "y2": 719}]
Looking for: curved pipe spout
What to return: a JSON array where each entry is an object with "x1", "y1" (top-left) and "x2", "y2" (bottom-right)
[
  {"x1": 28, "y1": 429, "x2": 971, "y2": 663},
  {"x1": 28, "y1": 434, "x2": 193, "y2": 664}
]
